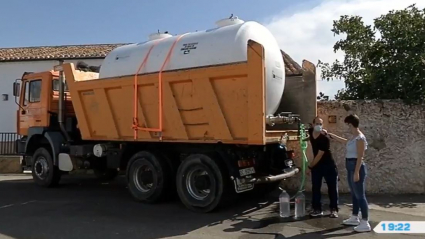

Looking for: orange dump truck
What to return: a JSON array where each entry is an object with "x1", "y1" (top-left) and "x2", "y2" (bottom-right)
[{"x1": 13, "y1": 17, "x2": 316, "y2": 212}]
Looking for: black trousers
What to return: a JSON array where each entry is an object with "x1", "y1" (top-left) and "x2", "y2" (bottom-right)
[{"x1": 311, "y1": 164, "x2": 339, "y2": 211}]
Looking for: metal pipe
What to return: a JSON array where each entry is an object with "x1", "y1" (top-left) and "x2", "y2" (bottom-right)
[
  {"x1": 254, "y1": 167, "x2": 300, "y2": 184},
  {"x1": 58, "y1": 60, "x2": 71, "y2": 142},
  {"x1": 238, "y1": 167, "x2": 300, "y2": 185},
  {"x1": 265, "y1": 113, "x2": 300, "y2": 126}
]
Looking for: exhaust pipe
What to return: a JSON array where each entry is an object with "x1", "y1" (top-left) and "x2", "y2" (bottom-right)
[
  {"x1": 254, "y1": 167, "x2": 300, "y2": 184},
  {"x1": 238, "y1": 167, "x2": 300, "y2": 185}
]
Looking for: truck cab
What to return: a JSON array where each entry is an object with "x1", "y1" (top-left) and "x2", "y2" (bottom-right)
[
  {"x1": 15, "y1": 71, "x2": 72, "y2": 135},
  {"x1": 13, "y1": 67, "x2": 86, "y2": 175}
]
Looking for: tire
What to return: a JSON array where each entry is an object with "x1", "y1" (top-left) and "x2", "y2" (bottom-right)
[
  {"x1": 94, "y1": 168, "x2": 119, "y2": 181},
  {"x1": 126, "y1": 151, "x2": 172, "y2": 203},
  {"x1": 176, "y1": 154, "x2": 228, "y2": 213},
  {"x1": 31, "y1": 147, "x2": 61, "y2": 187}
]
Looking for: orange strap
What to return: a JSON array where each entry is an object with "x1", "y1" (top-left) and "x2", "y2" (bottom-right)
[
  {"x1": 133, "y1": 39, "x2": 164, "y2": 139},
  {"x1": 133, "y1": 33, "x2": 188, "y2": 140}
]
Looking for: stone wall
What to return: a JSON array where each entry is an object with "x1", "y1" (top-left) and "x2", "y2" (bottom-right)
[
  {"x1": 0, "y1": 156, "x2": 22, "y2": 174},
  {"x1": 282, "y1": 100, "x2": 425, "y2": 194}
]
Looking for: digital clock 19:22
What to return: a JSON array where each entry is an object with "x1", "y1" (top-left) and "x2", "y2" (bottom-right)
[
  {"x1": 374, "y1": 221, "x2": 425, "y2": 233},
  {"x1": 381, "y1": 223, "x2": 410, "y2": 231}
]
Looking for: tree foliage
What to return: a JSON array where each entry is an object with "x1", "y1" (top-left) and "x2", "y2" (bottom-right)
[{"x1": 318, "y1": 4, "x2": 425, "y2": 103}]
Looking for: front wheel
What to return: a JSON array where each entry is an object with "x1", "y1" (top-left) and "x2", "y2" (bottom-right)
[
  {"x1": 176, "y1": 154, "x2": 228, "y2": 213},
  {"x1": 31, "y1": 147, "x2": 61, "y2": 187}
]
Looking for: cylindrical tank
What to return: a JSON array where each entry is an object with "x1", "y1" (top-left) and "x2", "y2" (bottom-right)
[{"x1": 99, "y1": 16, "x2": 285, "y2": 115}]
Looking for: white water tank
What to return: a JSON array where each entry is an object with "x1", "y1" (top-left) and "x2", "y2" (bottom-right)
[{"x1": 99, "y1": 16, "x2": 285, "y2": 115}]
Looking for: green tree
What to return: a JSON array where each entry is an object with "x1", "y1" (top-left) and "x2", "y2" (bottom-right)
[{"x1": 318, "y1": 4, "x2": 425, "y2": 103}]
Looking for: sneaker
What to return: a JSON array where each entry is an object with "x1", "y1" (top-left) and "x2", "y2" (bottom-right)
[
  {"x1": 310, "y1": 210, "x2": 323, "y2": 217},
  {"x1": 354, "y1": 219, "x2": 371, "y2": 232},
  {"x1": 342, "y1": 215, "x2": 360, "y2": 226},
  {"x1": 329, "y1": 210, "x2": 338, "y2": 218}
]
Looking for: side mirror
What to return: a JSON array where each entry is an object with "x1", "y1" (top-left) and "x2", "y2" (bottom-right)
[
  {"x1": 13, "y1": 81, "x2": 20, "y2": 97},
  {"x1": 13, "y1": 79, "x2": 25, "y2": 113}
]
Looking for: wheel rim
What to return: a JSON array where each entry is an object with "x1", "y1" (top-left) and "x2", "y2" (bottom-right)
[
  {"x1": 186, "y1": 166, "x2": 212, "y2": 201},
  {"x1": 34, "y1": 156, "x2": 49, "y2": 180},
  {"x1": 133, "y1": 161, "x2": 154, "y2": 193}
]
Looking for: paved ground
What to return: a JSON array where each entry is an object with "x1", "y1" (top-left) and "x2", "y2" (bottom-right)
[{"x1": 1, "y1": 174, "x2": 424, "y2": 239}]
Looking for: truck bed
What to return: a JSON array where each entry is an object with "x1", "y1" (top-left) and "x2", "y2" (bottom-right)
[{"x1": 63, "y1": 40, "x2": 315, "y2": 145}]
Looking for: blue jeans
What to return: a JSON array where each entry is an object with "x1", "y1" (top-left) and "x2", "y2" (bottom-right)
[
  {"x1": 346, "y1": 158, "x2": 368, "y2": 220},
  {"x1": 311, "y1": 164, "x2": 339, "y2": 211}
]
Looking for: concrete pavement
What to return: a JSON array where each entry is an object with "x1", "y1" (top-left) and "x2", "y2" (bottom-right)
[{"x1": 0, "y1": 174, "x2": 424, "y2": 239}]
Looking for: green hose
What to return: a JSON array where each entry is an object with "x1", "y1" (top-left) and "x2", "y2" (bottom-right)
[
  {"x1": 299, "y1": 123, "x2": 309, "y2": 192},
  {"x1": 290, "y1": 123, "x2": 309, "y2": 199}
]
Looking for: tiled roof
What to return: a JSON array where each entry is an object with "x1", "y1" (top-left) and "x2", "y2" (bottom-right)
[
  {"x1": 281, "y1": 50, "x2": 302, "y2": 76},
  {"x1": 0, "y1": 44, "x2": 303, "y2": 76},
  {"x1": 0, "y1": 44, "x2": 126, "y2": 62}
]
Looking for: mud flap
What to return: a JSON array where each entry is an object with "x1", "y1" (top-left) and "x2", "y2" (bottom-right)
[{"x1": 58, "y1": 153, "x2": 73, "y2": 172}]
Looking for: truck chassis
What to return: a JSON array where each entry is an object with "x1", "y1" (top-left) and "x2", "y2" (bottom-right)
[{"x1": 16, "y1": 129, "x2": 299, "y2": 212}]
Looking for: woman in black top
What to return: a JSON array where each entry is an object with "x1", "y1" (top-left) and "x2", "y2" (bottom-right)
[{"x1": 307, "y1": 116, "x2": 339, "y2": 218}]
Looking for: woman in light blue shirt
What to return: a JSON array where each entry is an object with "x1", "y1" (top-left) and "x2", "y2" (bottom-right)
[{"x1": 325, "y1": 114, "x2": 371, "y2": 233}]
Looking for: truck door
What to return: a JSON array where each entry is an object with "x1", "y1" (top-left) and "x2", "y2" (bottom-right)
[{"x1": 18, "y1": 79, "x2": 44, "y2": 135}]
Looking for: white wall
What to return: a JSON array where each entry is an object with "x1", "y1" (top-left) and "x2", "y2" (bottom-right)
[{"x1": 0, "y1": 59, "x2": 103, "y2": 133}]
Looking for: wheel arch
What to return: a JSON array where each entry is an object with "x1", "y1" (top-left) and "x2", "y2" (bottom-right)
[{"x1": 25, "y1": 127, "x2": 66, "y2": 166}]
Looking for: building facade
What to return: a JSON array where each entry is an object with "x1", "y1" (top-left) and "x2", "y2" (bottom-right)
[{"x1": 0, "y1": 44, "x2": 125, "y2": 133}]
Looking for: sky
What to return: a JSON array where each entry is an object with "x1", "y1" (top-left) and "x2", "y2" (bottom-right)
[{"x1": 1, "y1": 0, "x2": 424, "y2": 98}]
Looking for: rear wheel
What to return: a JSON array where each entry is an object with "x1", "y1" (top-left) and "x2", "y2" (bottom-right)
[
  {"x1": 126, "y1": 151, "x2": 172, "y2": 203},
  {"x1": 31, "y1": 147, "x2": 61, "y2": 187},
  {"x1": 176, "y1": 154, "x2": 228, "y2": 213}
]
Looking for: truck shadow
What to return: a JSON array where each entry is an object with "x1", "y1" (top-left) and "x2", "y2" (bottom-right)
[
  {"x1": 0, "y1": 176, "x2": 422, "y2": 239},
  {"x1": 0, "y1": 175, "x2": 295, "y2": 239},
  {"x1": 239, "y1": 228, "x2": 355, "y2": 239}
]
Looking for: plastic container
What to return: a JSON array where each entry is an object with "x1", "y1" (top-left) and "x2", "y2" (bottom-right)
[
  {"x1": 294, "y1": 192, "x2": 305, "y2": 218},
  {"x1": 279, "y1": 190, "x2": 291, "y2": 218}
]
